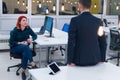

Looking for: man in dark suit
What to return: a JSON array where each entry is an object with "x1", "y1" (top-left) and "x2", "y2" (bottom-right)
[{"x1": 67, "y1": 0, "x2": 107, "y2": 66}]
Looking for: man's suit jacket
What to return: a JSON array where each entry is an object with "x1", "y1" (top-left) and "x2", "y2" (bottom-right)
[{"x1": 67, "y1": 12, "x2": 107, "y2": 65}]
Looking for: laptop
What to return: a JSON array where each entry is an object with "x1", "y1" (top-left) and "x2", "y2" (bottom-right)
[{"x1": 36, "y1": 26, "x2": 45, "y2": 35}]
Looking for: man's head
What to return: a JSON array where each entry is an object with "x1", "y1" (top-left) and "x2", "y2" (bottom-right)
[{"x1": 78, "y1": 0, "x2": 91, "y2": 12}]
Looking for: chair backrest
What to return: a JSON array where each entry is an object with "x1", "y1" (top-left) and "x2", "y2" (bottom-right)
[
  {"x1": 109, "y1": 29, "x2": 120, "y2": 50},
  {"x1": 10, "y1": 49, "x2": 22, "y2": 59},
  {"x1": 103, "y1": 18, "x2": 108, "y2": 27},
  {"x1": 9, "y1": 30, "x2": 21, "y2": 59},
  {"x1": 62, "y1": 23, "x2": 69, "y2": 32}
]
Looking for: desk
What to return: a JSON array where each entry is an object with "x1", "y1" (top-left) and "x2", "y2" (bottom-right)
[
  {"x1": 32, "y1": 28, "x2": 68, "y2": 67},
  {"x1": 29, "y1": 63, "x2": 120, "y2": 80}
]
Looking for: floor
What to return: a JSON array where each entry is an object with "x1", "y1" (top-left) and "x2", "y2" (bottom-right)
[
  {"x1": 0, "y1": 51, "x2": 22, "y2": 80},
  {"x1": 0, "y1": 48, "x2": 65, "y2": 80},
  {"x1": 0, "y1": 49, "x2": 119, "y2": 80}
]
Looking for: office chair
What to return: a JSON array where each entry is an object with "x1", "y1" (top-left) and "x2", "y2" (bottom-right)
[
  {"x1": 62, "y1": 23, "x2": 69, "y2": 32},
  {"x1": 7, "y1": 42, "x2": 37, "y2": 75},
  {"x1": 47, "y1": 23, "x2": 69, "y2": 65},
  {"x1": 103, "y1": 19, "x2": 108, "y2": 27},
  {"x1": 106, "y1": 29, "x2": 120, "y2": 66}
]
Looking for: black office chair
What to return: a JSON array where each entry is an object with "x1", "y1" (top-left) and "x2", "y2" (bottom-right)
[
  {"x1": 103, "y1": 18, "x2": 108, "y2": 27},
  {"x1": 106, "y1": 29, "x2": 120, "y2": 66},
  {"x1": 7, "y1": 42, "x2": 37, "y2": 75},
  {"x1": 47, "y1": 46, "x2": 65, "y2": 63}
]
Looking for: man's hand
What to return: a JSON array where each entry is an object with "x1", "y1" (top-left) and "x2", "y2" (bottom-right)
[
  {"x1": 99, "y1": 62, "x2": 104, "y2": 64},
  {"x1": 67, "y1": 63, "x2": 76, "y2": 67}
]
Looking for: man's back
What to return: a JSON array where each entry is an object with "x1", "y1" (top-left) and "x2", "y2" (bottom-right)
[{"x1": 67, "y1": 12, "x2": 106, "y2": 65}]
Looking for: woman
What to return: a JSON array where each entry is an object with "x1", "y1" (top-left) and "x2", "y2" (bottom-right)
[{"x1": 9, "y1": 16, "x2": 37, "y2": 80}]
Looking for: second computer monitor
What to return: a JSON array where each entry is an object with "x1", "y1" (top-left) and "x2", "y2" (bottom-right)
[{"x1": 44, "y1": 16, "x2": 53, "y2": 37}]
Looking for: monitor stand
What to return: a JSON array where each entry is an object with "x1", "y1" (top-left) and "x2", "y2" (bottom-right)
[
  {"x1": 49, "y1": 72, "x2": 54, "y2": 75},
  {"x1": 45, "y1": 33, "x2": 54, "y2": 38}
]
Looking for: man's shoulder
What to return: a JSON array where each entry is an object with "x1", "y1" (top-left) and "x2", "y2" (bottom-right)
[
  {"x1": 71, "y1": 15, "x2": 80, "y2": 22},
  {"x1": 92, "y1": 15, "x2": 101, "y2": 21}
]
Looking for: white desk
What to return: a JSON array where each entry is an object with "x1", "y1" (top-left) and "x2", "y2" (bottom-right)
[
  {"x1": 32, "y1": 28, "x2": 68, "y2": 67},
  {"x1": 29, "y1": 63, "x2": 120, "y2": 80}
]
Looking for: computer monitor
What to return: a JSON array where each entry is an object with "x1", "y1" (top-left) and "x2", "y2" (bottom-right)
[{"x1": 44, "y1": 16, "x2": 53, "y2": 37}]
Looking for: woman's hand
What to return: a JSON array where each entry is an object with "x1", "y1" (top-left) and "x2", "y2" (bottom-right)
[
  {"x1": 18, "y1": 41, "x2": 28, "y2": 45},
  {"x1": 27, "y1": 38, "x2": 33, "y2": 43}
]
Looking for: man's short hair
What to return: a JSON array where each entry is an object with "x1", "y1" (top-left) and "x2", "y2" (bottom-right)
[{"x1": 79, "y1": 0, "x2": 91, "y2": 8}]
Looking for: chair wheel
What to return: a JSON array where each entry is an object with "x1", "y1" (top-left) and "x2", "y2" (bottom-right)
[
  {"x1": 16, "y1": 72, "x2": 19, "y2": 76},
  {"x1": 116, "y1": 64, "x2": 119, "y2": 66},
  {"x1": 105, "y1": 60, "x2": 108, "y2": 62},
  {"x1": 7, "y1": 68, "x2": 10, "y2": 72}
]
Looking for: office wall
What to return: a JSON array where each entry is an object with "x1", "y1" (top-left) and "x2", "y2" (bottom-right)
[
  {"x1": 0, "y1": 16, "x2": 72, "y2": 31},
  {"x1": 106, "y1": 0, "x2": 120, "y2": 15},
  {"x1": 0, "y1": 15, "x2": 118, "y2": 32},
  {"x1": 0, "y1": 0, "x2": 119, "y2": 32},
  {"x1": 0, "y1": 0, "x2": 119, "y2": 50}
]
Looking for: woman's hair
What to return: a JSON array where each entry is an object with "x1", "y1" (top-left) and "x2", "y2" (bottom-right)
[
  {"x1": 79, "y1": 0, "x2": 91, "y2": 8},
  {"x1": 16, "y1": 16, "x2": 28, "y2": 29}
]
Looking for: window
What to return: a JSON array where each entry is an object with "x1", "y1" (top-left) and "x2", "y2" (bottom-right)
[
  {"x1": 32, "y1": 0, "x2": 56, "y2": 15},
  {"x1": 59, "y1": 0, "x2": 103, "y2": 15},
  {"x1": 107, "y1": 0, "x2": 120, "y2": 15},
  {"x1": 59, "y1": 0, "x2": 78, "y2": 15},
  {"x1": 2, "y1": 0, "x2": 28, "y2": 14},
  {"x1": 90, "y1": 0, "x2": 103, "y2": 14}
]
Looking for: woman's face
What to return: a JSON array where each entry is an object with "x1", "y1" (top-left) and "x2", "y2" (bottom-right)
[{"x1": 20, "y1": 18, "x2": 28, "y2": 27}]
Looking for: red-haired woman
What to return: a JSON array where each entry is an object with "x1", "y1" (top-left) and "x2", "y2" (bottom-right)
[{"x1": 9, "y1": 16, "x2": 37, "y2": 80}]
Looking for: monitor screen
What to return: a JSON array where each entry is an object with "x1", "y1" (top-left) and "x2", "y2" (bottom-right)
[{"x1": 44, "y1": 16, "x2": 53, "y2": 37}]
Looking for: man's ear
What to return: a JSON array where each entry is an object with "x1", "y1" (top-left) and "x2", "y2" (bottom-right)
[
  {"x1": 78, "y1": 3, "x2": 81, "y2": 12},
  {"x1": 78, "y1": 3, "x2": 80, "y2": 9}
]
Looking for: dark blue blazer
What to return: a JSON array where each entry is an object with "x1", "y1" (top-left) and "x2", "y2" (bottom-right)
[{"x1": 67, "y1": 12, "x2": 107, "y2": 65}]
